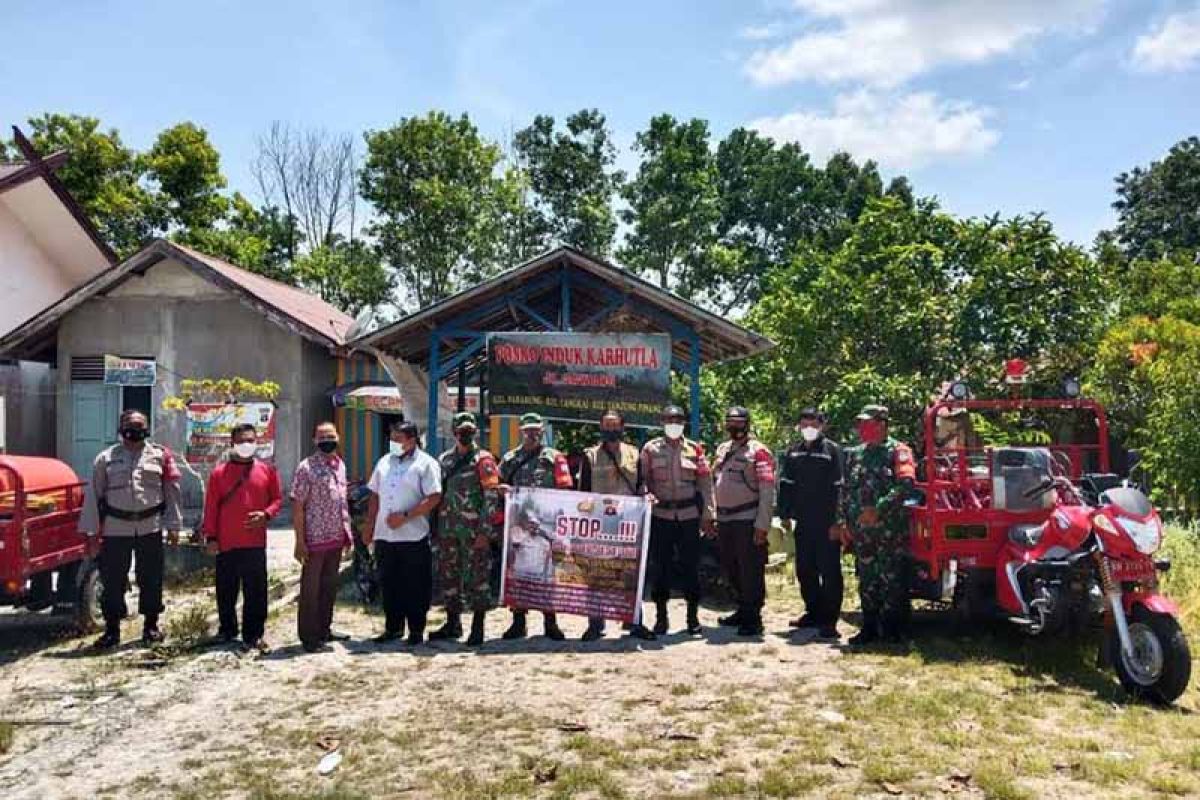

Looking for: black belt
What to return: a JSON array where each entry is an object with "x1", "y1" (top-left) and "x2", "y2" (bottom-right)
[
  {"x1": 655, "y1": 498, "x2": 696, "y2": 510},
  {"x1": 101, "y1": 501, "x2": 165, "y2": 521},
  {"x1": 718, "y1": 501, "x2": 758, "y2": 516}
]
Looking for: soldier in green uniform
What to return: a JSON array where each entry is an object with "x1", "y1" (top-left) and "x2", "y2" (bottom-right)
[
  {"x1": 430, "y1": 412, "x2": 502, "y2": 647},
  {"x1": 841, "y1": 405, "x2": 917, "y2": 646},
  {"x1": 498, "y1": 412, "x2": 573, "y2": 641}
]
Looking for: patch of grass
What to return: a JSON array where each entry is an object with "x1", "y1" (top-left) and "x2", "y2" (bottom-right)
[
  {"x1": 164, "y1": 602, "x2": 214, "y2": 647},
  {"x1": 756, "y1": 766, "x2": 822, "y2": 797},
  {"x1": 1148, "y1": 771, "x2": 1199, "y2": 796},
  {"x1": 669, "y1": 683, "x2": 694, "y2": 697},
  {"x1": 860, "y1": 757, "x2": 916, "y2": 786},
  {"x1": 974, "y1": 765, "x2": 1034, "y2": 800},
  {"x1": 0, "y1": 720, "x2": 13, "y2": 755},
  {"x1": 1072, "y1": 753, "x2": 1143, "y2": 786},
  {"x1": 704, "y1": 774, "x2": 750, "y2": 797},
  {"x1": 547, "y1": 764, "x2": 626, "y2": 800}
]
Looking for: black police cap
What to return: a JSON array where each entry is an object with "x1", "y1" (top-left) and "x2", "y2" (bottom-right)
[
  {"x1": 725, "y1": 406, "x2": 751, "y2": 421},
  {"x1": 661, "y1": 404, "x2": 686, "y2": 419}
]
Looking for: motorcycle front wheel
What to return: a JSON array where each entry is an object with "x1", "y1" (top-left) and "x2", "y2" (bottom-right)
[{"x1": 1112, "y1": 607, "x2": 1192, "y2": 705}]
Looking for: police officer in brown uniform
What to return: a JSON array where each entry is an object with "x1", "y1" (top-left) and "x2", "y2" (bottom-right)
[
  {"x1": 576, "y1": 409, "x2": 656, "y2": 642},
  {"x1": 641, "y1": 404, "x2": 715, "y2": 636},
  {"x1": 78, "y1": 409, "x2": 184, "y2": 648},
  {"x1": 713, "y1": 406, "x2": 777, "y2": 637}
]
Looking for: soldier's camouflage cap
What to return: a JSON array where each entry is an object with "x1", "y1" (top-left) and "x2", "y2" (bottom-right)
[
  {"x1": 855, "y1": 404, "x2": 890, "y2": 422},
  {"x1": 452, "y1": 411, "x2": 477, "y2": 430},
  {"x1": 519, "y1": 412, "x2": 545, "y2": 429}
]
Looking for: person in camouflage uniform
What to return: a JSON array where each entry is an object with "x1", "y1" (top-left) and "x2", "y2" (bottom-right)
[
  {"x1": 430, "y1": 412, "x2": 502, "y2": 647},
  {"x1": 841, "y1": 405, "x2": 917, "y2": 646},
  {"x1": 498, "y1": 412, "x2": 574, "y2": 641}
]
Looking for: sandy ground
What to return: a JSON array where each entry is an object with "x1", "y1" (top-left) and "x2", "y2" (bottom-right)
[{"x1": 2, "y1": 529, "x2": 1197, "y2": 800}]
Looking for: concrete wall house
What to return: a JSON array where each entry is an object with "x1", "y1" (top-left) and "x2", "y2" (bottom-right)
[
  {"x1": 0, "y1": 126, "x2": 117, "y2": 454},
  {"x1": 0, "y1": 238, "x2": 355, "y2": 503}
]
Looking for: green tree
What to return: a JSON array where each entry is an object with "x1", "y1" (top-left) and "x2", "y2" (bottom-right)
[
  {"x1": 619, "y1": 115, "x2": 720, "y2": 293},
  {"x1": 143, "y1": 122, "x2": 230, "y2": 231},
  {"x1": 512, "y1": 109, "x2": 623, "y2": 257},
  {"x1": 293, "y1": 237, "x2": 391, "y2": 316},
  {"x1": 176, "y1": 195, "x2": 297, "y2": 283},
  {"x1": 361, "y1": 111, "x2": 514, "y2": 308},
  {"x1": 1112, "y1": 136, "x2": 1200, "y2": 261}
]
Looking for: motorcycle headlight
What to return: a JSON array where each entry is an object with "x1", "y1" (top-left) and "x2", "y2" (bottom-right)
[{"x1": 1120, "y1": 516, "x2": 1162, "y2": 555}]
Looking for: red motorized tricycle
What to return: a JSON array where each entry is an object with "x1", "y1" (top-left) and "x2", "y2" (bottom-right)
[
  {"x1": 909, "y1": 391, "x2": 1192, "y2": 704},
  {"x1": 0, "y1": 456, "x2": 101, "y2": 631}
]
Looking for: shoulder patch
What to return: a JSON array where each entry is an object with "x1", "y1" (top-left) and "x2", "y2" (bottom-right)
[
  {"x1": 552, "y1": 453, "x2": 573, "y2": 488},
  {"x1": 477, "y1": 452, "x2": 500, "y2": 489},
  {"x1": 752, "y1": 447, "x2": 776, "y2": 483}
]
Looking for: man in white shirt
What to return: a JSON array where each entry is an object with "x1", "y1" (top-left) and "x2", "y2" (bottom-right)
[{"x1": 364, "y1": 420, "x2": 443, "y2": 645}]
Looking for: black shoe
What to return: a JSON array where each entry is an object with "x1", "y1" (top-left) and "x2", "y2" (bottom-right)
[
  {"x1": 406, "y1": 632, "x2": 424, "y2": 646},
  {"x1": 718, "y1": 611, "x2": 743, "y2": 627},
  {"x1": 543, "y1": 620, "x2": 566, "y2": 641},
  {"x1": 93, "y1": 630, "x2": 120, "y2": 650},
  {"x1": 373, "y1": 630, "x2": 403, "y2": 644},
  {"x1": 502, "y1": 612, "x2": 528, "y2": 640},
  {"x1": 466, "y1": 612, "x2": 486, "y2": 647},
  {"x1": 629, "y1": 623, "x2": 657, "y2": 641},
  {"x1": 217, "y1": 630, "x2": 238, "y2": 645},
  {"x1": 816, "y1": 626, "x2": 840, "y2": 641},
  {"x1": 652, "y1": 603, "x2": 669, "y2": 636},
  {"x1": 736, "y1": 618, "x2": 764, "y2": 637},
  {"x1": 581, "y1": 621, "x2": 605, "y2": 642},
  {"x1": 848, "y1": 615, "x2": 880, "y2": 647},
  {"x1": 324, "y1": 630, "x2": 352, "y2": 642},
  {"x1": 685, "y1": 601, "x2": 702, "y2": 635},
  {"x1": 245, "y1": 638, "x2": 271, "y2": 654},
  {"x1": 142, "y1": 626, "x2": 165, "y2": 645},
  {"x1": 789, "y1": 614, "x2": 819, "y2": 629},
  {"x1": 302, "y1": 641, "x2": 331, "y2": 653},
  {"x1": 429, "y1": 614, "x2": 463, "y2": 641}
]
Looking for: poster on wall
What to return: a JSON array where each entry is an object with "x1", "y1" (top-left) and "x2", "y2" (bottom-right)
[
  {"x1": 499, "y1": 486, "x2": 651, "y2": 623},
  {"x1": 487, "y1": 332, "x2": 671, "y2": 426},
  {"x1": 185, "y1": 402, "x2": 277, "y2": 465},
  {"x1": 103, "y1": 355, "x2": 156, "y2": 386}
]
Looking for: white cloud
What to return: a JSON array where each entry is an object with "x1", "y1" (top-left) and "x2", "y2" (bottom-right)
[
  {"x1": 739, "y1": 23, "x2": 784, "y2": 41},
  {"x1": 748, "y1": 90, "x2": 1000, "y2": 170},
  {"x1": 1131, "y1": 8, "x2": 1200, "y2": 73},
  {"x1": 745, "y1": 0, "x2": 1106, "y2": 87},
  {"x1": 1008, "y1": 78, "x2": 1032, "y2": 91}
]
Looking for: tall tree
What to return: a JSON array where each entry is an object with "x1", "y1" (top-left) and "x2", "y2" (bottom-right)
[
  {"x1": 251, "y1": 122, "x2": 359, "y2": 258},
  {"x1": 512, "y1": 109, "x2": 623, "y2": 257},
  {"x1": 143, "y1": 122, "x2": 229, "y2": 231},
  {"x1": 360, "y1": 111, "x2": 514, "y2": 308},
  {"x1": 1111, "y1": 136, "x2": 1200, "y2": 260},
  {"x1": 619, "y1": 115, "x2": 720, "y2": 293},
  {"x1": 293, "y1": 237, "x2": 391, "y2": 316}
]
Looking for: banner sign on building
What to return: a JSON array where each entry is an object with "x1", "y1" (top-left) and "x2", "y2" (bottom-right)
[
  {"x1": 487, "y1": 332, "x2": 671, "y2": 426},
  {"x1": 185, "y1": 402, "x2": 277, "y2": 465},
  {"x1": 500, "y1": 487, "x2": 651, "y2": 623},
  {"x1": 103, "y1": 355, "x2": 156, "y2": 386}
]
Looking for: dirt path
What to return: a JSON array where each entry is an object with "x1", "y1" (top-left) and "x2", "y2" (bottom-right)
[{"x1": 2, "y1": 532, "x2": 1198, "y2": 800}]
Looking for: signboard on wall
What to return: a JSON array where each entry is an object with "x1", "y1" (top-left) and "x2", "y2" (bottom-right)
[
  {"x1": 103, "y1": 355, "x2": 156, "y2": 386},
  {"x1": 487, "y1": 333, "x2": 671, "y2": 426},
  {"x1": 185, "y1": 402, "x2": 277, "y2": 465}
]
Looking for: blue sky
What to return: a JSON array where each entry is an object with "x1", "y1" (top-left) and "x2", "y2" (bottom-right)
[{"x1": 1, "y1": 0, "x2": 1198, "y2": 247}]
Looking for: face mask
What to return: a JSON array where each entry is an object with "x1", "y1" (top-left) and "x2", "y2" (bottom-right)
[
  {"x1": 858, "y1": 421, "x2": 885, "y2": 445},
  {"x1": 390, "y1": 440, "x2": 408, "y2": 457},
  {"x1": 233, "y1": 442, "x2": 258, "y2": 460},
  {"x1": 601, "y1": 429, "x2": 623, "y2": 443},
  {"x1": 800, "y1": 426, "x2": 821, "y2": 442},
  {"x1": 120, "y1": 427, "x2": 148, "y2": 442},
  {"x1": 317, "y1": 440, "x2": 338, "y2": 454},
  {"x1": 726, "y1": 426, "x2": 748, "y2": 440},
  {"x1": 663, "y1": 423, "x2": 685, "y2": 440},
  {"x1": 456, "y1": 430, "x2": 475, "y2": 446}
]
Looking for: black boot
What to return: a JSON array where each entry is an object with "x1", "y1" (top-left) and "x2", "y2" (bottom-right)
[
  {"x1": 466, "y1": 611, "x2": 486, "y2": 647},
  {"x1": 718, "y1": 610, "x2": 743, "y2": 627},
  {"x1": 543, "y1": 613, "x2": 565, "y2": 641},
  {"x1": 629, "y1": 622, "x2": 657, "y2": 641},
  {"x1": 849, "y1": 614, "x2": 880, "y2": 647},
  {"x1": 93, "y1": 626, "x2": 120, "y2": 650},
  {"x1": 429, "y1": 612, "x2": 463, "y2": 641},
  {"x1": 686, "y1": 601, "x2": 702, "y2": 635},
  {"x1": 581, "y1": 619, "x2": 605, "y2": 642},
  {"x1": 502, "y1": 610, "x2": 528, "y2": 640},
  {"x1": 736, "y1": 612, "x2": 764, "y2": 637},
  {"x1": 881, "y1": 612, "x2": 909, "y2": 645},
  {"x1": 653, "y1": 601, "x2": 669, "y2": 636},
  {"x1": 142, "y1": 616, "x2": 164, "y2": 645}
]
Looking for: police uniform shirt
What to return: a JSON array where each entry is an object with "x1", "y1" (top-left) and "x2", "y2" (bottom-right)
[{"x1": 79, "y1": 442, "x2": 183, "y2": 536}]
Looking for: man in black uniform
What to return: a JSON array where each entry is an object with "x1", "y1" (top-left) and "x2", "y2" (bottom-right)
[{"x1": 777, "y1": 408, "x2": 844, "y2": 641}]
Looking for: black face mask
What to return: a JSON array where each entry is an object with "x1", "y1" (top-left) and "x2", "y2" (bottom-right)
[
  {"x1": 317, "y1": 440, "x2": 338, "y2": 454},
  {"x1": 456, "y1": 431, "x2": 475, "y2": 446},
  {"x1": 726, "y1": 426, "x2": 748, "y2": 440},
  {"x1": 601, "y1": 429, "x2": 623, "y2": 443},
  {"x1": 121, "y1": 427, "x2": 149, "y2": 442}
]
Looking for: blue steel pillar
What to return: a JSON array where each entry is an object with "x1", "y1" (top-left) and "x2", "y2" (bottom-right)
[
  {"x1": 427, "y1": 335, "x2": 441, "y2": 446},
  {"x1": 689, "y1": 335, "x2": 701, "y2": 438}
]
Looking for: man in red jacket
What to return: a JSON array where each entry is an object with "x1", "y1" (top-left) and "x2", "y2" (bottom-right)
[{"x1": 203, "y1": 423, "x2": 283, "y2": 651}]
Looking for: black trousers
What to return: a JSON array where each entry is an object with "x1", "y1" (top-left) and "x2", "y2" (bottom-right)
[
  {"x1": 794, "y1": 520, "x2": 843, "y2": 626},
  {"x1": 376, "y1": 539, "x2": 432, "y2": 636},
  {"x1": 215, "y1": 547, "x2": 269, "y2": 643},
  {"x1": 99, "y1": 532, "x2": 164, "y2": 629},
  {"x1": 649, "y1": 517, "x2": 701, "y2": 605},
  {"x1": 717, "y1": 520, "x2": 767, "y2": 618}
]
